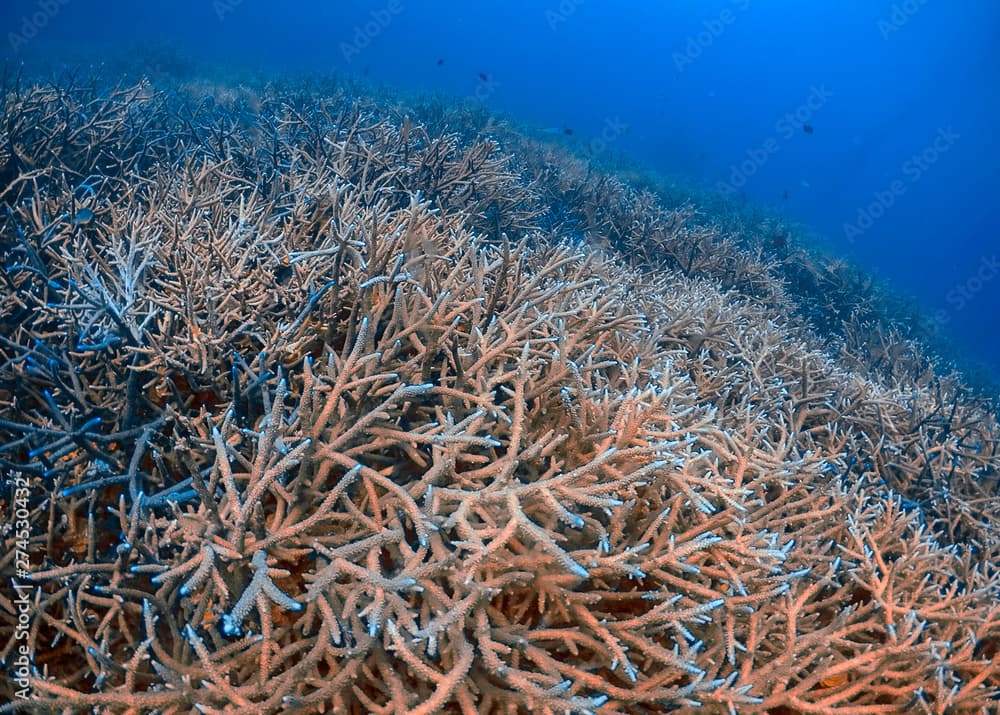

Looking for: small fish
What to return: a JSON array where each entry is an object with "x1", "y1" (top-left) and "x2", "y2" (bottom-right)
[
  {"x1": 802, "y1": 124, "x2": 814, "y2": 134},
  {"x1": 563, "y1": 128, "x2": 573, "y2": 135},
  {"x1": 478, "y1": 72, "x2": 489, "y2": 82},
  {"x1": 436, "y1": 58, "x2": 445, "y2": 66},
  {"x1": 72, "y1": 208, "x2": 94, "y2": 226},
  {"x1": 782, "y1": 190, "x2": 789, "y2": 200}
]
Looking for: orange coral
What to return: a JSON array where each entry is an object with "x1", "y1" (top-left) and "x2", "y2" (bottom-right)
[{"x1": 0, "y1": 72, "x2": 997, "y2": 714}]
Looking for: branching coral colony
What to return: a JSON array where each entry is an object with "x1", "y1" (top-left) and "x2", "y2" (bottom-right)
[{"x1": 0, "y1": 73, "x2": 998, "y2": 715}]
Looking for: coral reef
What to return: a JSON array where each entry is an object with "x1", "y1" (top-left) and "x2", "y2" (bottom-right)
[{"x1": 1, "y1": 72, "x2": 998, "y2": 713}]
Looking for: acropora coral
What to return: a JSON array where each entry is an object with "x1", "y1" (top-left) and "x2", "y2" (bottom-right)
[{"x1": 0, "y1": 72, "x2": 998, "y2": 714}]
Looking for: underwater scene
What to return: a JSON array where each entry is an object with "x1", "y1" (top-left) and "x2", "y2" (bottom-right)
[{"x1": 1, "y1": 1, "x2": 998, "y2": 713}]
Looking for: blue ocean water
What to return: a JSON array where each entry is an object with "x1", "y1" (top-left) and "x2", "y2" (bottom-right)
[{"x1": 3, "y1": 0, "x2": 997, "y2": 386}]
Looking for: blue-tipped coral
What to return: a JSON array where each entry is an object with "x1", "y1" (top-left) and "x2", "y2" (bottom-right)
[
  {"x1": 220, "y1": 550, "x2": 302, "y2": 638},
  {"x1": 0, "y1": 70, "x2": 998, "y2": 715}
]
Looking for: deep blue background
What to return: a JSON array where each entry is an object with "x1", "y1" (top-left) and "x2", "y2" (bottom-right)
[{"x1": 3, "y1": 0, "x2": 998, "y2": 383}]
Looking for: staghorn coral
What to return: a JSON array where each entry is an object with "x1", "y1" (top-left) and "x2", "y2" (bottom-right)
[{"x1": 0, "y1": 72, "x2": 998, "y2": 714}]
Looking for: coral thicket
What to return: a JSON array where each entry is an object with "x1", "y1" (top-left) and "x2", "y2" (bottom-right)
[{"x1": 1, "y1": 73, "x2": 998, "y2": 713}]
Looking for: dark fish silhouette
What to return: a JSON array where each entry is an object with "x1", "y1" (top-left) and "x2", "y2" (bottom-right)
[
  {"x1": 803, "y1": 124, "x2": 814, "y2": 134},
  {"x1": 436, "y1": 58, "x2": 444, "y2": 66},
  {"x1": 478, "y1": 72, "x2": 489, "y2": 82},
  {"x1": 563, "y1": 128, "x2": 573, "y2": 135}
]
